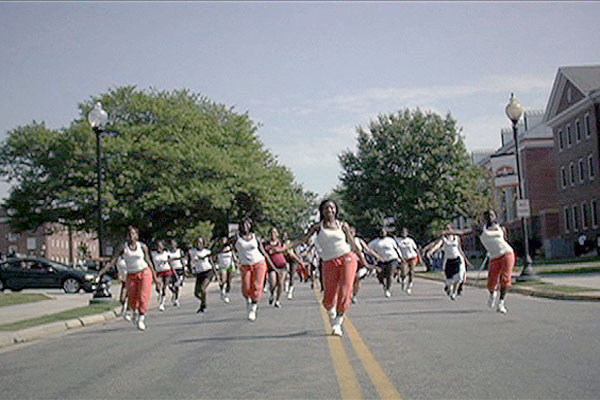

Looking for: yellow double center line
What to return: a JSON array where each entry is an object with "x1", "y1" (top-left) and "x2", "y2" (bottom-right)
[{"x1": 315, "y1": 288, "x2": 402, "y2": 400}]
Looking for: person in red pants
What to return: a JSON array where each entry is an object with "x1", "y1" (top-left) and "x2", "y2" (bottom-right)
[
  {"x1": 291, "y1": 199, "x2": 366, "y2": 337},
  {"x1": 224, "y1": 217, "x2": 274, "y2": 321},
  {"x1": 98, "y1": 226, "x2": 160, "y2": 330}
]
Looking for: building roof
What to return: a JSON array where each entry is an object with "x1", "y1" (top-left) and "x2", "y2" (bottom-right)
[{"x1": 545, "y1": 65, "x2": 600, "y2": 124}]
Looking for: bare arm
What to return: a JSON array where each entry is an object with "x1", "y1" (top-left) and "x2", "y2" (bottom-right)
[
  {"x1": 291, "y1": 223, "x2": 320, "y2": 248},
  {"x1": 97, "y1": 244, "x2": 124, "y2": 279},
  {"x1": 342, "y1": 222, "x2": 367, "y2": 266},
  {"x1": 142, "y1": 243, "x2": 159, "y2": 286},
  {"x1": 257, "y1": 237, "x2": 275, "y2": 269}
]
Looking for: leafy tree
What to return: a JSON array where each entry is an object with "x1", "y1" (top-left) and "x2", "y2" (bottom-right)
[
  {"x1": 0, "y1": 86, "x2": 316, "y2": 245},
  {"x1": 337, "y1": 108, "x2": 493, "y2": 241}
]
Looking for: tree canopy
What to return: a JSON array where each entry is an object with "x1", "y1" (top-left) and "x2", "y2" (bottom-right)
[
  {"x1": 337, "y1": 108, "x2": 493, "y2": 241},
  {"x1": 0, "y1": 86, "x2": 316, "y2": 245}
]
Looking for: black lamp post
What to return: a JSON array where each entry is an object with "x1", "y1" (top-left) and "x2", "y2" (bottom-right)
[
  {"x1": 505, "y1": 93, "x2": 539, "y2": 281},
  {"x1": 87, "y1": 102, "x2": 108, "y2": 263}
]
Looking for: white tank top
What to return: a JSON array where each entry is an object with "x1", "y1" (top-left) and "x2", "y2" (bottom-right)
[
  {"x1": 217, "y1": 247, "x2": 234, "y2": 269},
  {"x1": 442, "y1": 235, "x2": 462, "y2": 259},
  {"x1": 189, "y1": 248, "x2": 213, "y2": 273},
  {"x1": 316, "y1": 221, "x2": 351, "y2": 261},
  {"x1": 480, "y1": 225, "x2": 513, "y2": 259},
  {"x1": 122, "y1": 241, "x2": 148, "y2": 273},
  {"x1": 235, "y1": 234, "x2": 265, "y2": 265},
  {"x1": 168, "y1": 249, "x2": 184, "y2": 269},
  {"x1": 152, "y1": 250, "x2": 170, "y2": 272}
]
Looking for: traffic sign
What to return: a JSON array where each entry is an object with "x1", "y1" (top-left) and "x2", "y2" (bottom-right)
[{"x1": 516, "y1": 199, "x2": 531, "y2": 218}]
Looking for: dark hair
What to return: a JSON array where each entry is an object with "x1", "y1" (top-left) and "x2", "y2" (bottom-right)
[
  {"x1": 239, "y1": 216, "x2": 254, "y2": 234},
  {"x1": 483, "y1": 210, "x2": 497, "y2": 228},
  {"x1": 319, "y1": 199, "x2": 339, "y2": 221}
]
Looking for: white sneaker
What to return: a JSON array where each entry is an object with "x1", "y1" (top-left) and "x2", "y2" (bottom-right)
[
  {"x1": 488, "y1": 291, "x2": 498, "y2": 309},
  {"x1": 401, "y1": 278, "x2": 406, "y2": 291},
  {"x1": 331, "y1": 315, "x2": 344, "y2": 337},
  {"x1": 123, "y1": 310, "x2": 132, "y2": 322},
  {"x1": 287, "y1": 287, "x2": 294, "y2": 300},
  {"x1": 173, "y1": 299, "x2": 179, "y2": 307},
  {"x1": 450, "y1": 292, "x2": 456, "y2": 300},
  {"x1": 137, "y1": 315, "x2": 146, "y2": 331},
  {"x1": 351, "y1": 296, "x2": 357, "y2": 304},
  {"x1": 248, "y1": 303, "x2": 258, "y2": 321},
  {"x1": 223, "y1": 296, "x2": 230, "y2": 304},
  {"x1": 384, "y1": 290, "x2": 391, "y2": 298},
  {"x1": 406, "y1": 287, "x2": 412, "y2": 295},
  {"x1": 274, "y1": 300, "x2": 282, "y2": 308},
  {"x1": 497, "y1": 300, "x2": 507, "y2": 314},
  {"x1": 159, "y1": 301, "x2": 165, "y2": 312}
]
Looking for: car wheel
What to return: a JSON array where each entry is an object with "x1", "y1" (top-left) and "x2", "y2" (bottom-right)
[{"x1": 63, "y1": 278, "x2": 81, "y2": 294}]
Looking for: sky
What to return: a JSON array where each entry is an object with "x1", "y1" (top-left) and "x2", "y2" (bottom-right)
[{"x1": 1, "y1": 1, "x2": 600, "y2": 199}]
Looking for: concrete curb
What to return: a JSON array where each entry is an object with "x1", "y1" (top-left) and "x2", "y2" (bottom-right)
[
  {"x1": 415, "y1": 273, "x2": 600, "y2": 301},
  {"x1": 0, "y1": 306, "x2": 122, "y2": 350}
]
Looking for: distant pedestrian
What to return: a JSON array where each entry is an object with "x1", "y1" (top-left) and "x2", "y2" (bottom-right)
[
  {"x1": 291, "y1": 199, "x2": 366, "y2": 337},
  {"x1": 188, "y1": 237, "x2": 220, "y2": 313},
  {"x1": 282, "y1": 232, "x2": 305, "y2": 300},
  {"x1": 98, "y1": 226, "x2": 160, "y2": 330},
  {"x1": 395, "y1": 227, "x2": 421, "y2": 294},
  {"x1": 350, "y1": 226, "x2": 381, "y2": 304},
  {"x1": 168, "y1": 240, "x2": 186, "y2": 307},
  {"x1": 369, "y1": 228, "x2": 402, "y2": 298},
  {"x1": 479, "y1": 210, "x2": 515, "y2": 314},
  {"x1": 152, "y1": 240, "x2": 175, "y2": 312},
  {"x1": 215, "y1": 236, "x2": 237, "y2": 304}
]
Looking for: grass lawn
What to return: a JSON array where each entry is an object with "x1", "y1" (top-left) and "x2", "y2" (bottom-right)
[
  {"x1": 0, "y1": 293, "x2": 53, "y2": 307},
  {"x1": 0, "y1": 301, "x2": 120, "y2": 331}
]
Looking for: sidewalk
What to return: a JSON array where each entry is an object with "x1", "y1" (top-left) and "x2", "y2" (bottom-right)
[{"x1": 0, "y1": 278, "x2": 201, "y2": 350}]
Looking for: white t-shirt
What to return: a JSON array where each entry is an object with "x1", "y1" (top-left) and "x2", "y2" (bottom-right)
[
  {"x1": 152, "y1": 250, "x2": 171, "y2": 272},
  {"x1": 396, "y1": 236, "x2": 419, "y2": 260},
  {"x1": 480, "y1": 225, "x2": 513, "y2": 259},
  {"x1": 235, "y1": 234, "x2": 265, "y2": 265},
  {"x1": 369, "y1": 237, "x2": 401, "y2": 262},
  {"x1": 168, "y1": 249, "x2": 184, "y2": 269},
  {"x1": 217, "y1": 247, "x2": 234, "y2": 269},
  {"x1": 189, "y1": 248, "x2": 213, "y2": 273}
]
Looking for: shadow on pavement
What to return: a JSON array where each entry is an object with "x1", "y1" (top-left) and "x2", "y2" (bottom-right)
[
  {"x1": 374, "y1": 308, "x2": 484, "y2": 317},
  {"x1": 175, "y1": 329, "x2": 322, "y2": 343}
]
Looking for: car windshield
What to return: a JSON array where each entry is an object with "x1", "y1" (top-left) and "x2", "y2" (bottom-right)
[{"x1": 45, "y1": 260, "x2": 71, "y2": 270}]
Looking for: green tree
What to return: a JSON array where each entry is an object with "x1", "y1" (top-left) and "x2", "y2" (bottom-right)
[
  {"x1": 337, "y1": 108, "x2": 492, "y2": 241},
  {"x1": 0, "y1": 86, "x2": 315, "y2": 244}
]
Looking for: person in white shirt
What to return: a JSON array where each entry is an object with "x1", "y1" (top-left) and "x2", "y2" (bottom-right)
[
  {"x1": 188, "y1": 237, "x2": 220, "y2": 313},
  {"x1": 168, "y1": 240, "x2": 186, "y2": 307},
  {"x1": 479, "y1": 210, "x2": 515, "y2": 314},
  {"x1": 369, "y1": 228, "x2": 402, "y2": 298},
  {"x1": 395, "y1": 228, "x2": 421, "y2": 294},
  {"x1": 153, "y1": 240, "x2": 175, "y2": 312},
  {"x1": 215, "y1": 236, "x2": 237, "y2": 304}
]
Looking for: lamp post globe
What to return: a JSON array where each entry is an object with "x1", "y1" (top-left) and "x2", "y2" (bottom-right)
[
  {"x1": 87, "y1": 102, "x2": 108, "y2": 131},
  {"x1": 505, "y1": 93, "x2": 523, "y2": 123}
]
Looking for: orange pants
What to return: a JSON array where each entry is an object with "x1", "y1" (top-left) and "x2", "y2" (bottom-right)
[
  {"x1": 127, "y1": 267, "x2": 152, "y2": 315},
  {"x1": 488, "y1": 252, "x2": 515, "y2": 292},
  {"x1": 322, "y1": 252, "x2": 357, "y2": 315},
  {"x1": 240, "y1": 260, "x2": 268, "y2": 303}
]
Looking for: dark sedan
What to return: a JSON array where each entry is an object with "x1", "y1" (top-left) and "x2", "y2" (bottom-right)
[{"x1": 0, "y1": 257, "x2": 98, "y2": 293}]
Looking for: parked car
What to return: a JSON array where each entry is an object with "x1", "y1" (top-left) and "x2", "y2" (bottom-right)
[{"x1": 0, "y1": 257, "x2": 99, "y2": 293}]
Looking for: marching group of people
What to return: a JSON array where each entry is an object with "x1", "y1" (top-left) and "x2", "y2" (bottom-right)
[{"x1": 97, "y1": 200, "x2": 516, "y2": 336}]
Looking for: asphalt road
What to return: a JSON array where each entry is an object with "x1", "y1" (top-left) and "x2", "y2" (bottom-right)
[{"x1": 1, "y1": 276, "x2": 599, "y2": 399}]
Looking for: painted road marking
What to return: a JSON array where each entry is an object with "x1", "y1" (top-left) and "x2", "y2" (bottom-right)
[
  {"x1": 315, "y1": 288, "x2": 362, "y2": 399},
  {"x1": 314, "y1": 287, "x2": 402, "y2": 399},
  {"x1": 345, "y1": 318, "x2": 402, "y2": 400}
]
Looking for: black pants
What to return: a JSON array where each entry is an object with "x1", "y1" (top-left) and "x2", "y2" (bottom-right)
[
  {"x1": 378, "y1": 259, "x2": 399, "y2": 291},
  {"x1": 194, "y1": 270, "x2": 214, "y2": 307}
]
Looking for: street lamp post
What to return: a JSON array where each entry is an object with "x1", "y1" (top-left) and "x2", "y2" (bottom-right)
[
  {"x1": 505, "y1": 93, "x2": 538, "y2": 281},
  {"x1": 87, "y1": 102, "x2": 108, "y2": 262}
]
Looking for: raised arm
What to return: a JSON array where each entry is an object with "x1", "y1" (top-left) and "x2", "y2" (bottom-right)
[
  {"x1": 291, "y1": 223, "x2": 320, "y2": 248},
  {"x1": 97, "y1": 244, "x2": 125, "y2": 279}
]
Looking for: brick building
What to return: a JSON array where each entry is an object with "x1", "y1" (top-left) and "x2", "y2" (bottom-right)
[
  {"x1": 0, "y1": 211, "x2": 100, "y2": 265},
  {"x1": 544, "y1": 65, "x2": 600, "y2": 256}
]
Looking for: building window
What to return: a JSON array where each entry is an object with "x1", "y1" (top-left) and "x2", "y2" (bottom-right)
[
  {"x1": 567, "y1": 87, "x2": 572, "y2": 103},
  {"x1": 589, "y1": 154, "x2": 595, "y2": 181},
  {"x1": 567, "y1": 124, "x2": 573, "y2": 147},
  {"x1": 561, "y1": 166, "x2": 567, "y2": 188},
  {"x1": 573, "y1": 205, "x2": 579, "y2": 232},
  {"x1": 578, "y1": 158, "x2": 585, "y2": 183},
  {"x1": 558, "y1": 130, "x2": 564, "y2": 150},
  {"x1": 582, "y1": 202, "x2": 589, "y2": 230},
  {"x1": 565, "y1": 207, "x2": 571, "y2": 232},
  {"x1": 27, "y1": 237, "x2": 37, "y2": 251},
  {"x1": 569, "y1": 162, "x2": 575, "y2": 186},
  {"x1": 576, "y1": 120, "x2": 582, "y2": 143},
  {"x1": 585, "y1": 113, "x2": 591, "y2": 138},
  {"x1": 592, "y1": 200, "x2": 599, "y2": 228}
]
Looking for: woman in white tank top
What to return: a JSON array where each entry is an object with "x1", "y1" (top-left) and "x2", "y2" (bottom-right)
[
  {"x1": 221, "y1": 217, "x2": 274, "y2": 322},
  {"x1": 98, "y1": 226, "x2": 159, "y2": 330},
  {"x1": 291, "y1": 199, "x2": 366, "y2": 337},
  {"x1": 480, "y1": 210, "x2": 515, "y2": 314}
]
